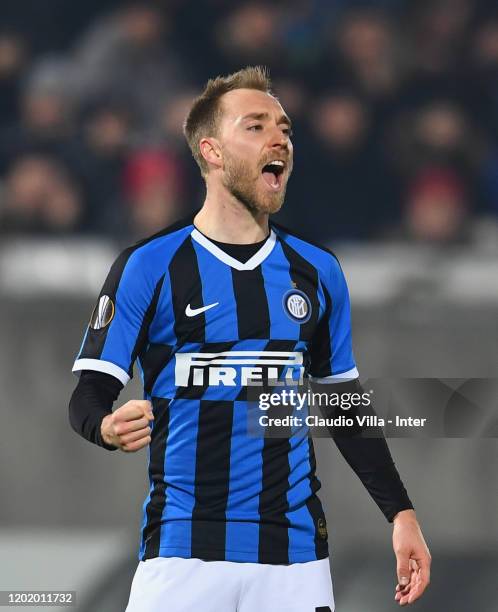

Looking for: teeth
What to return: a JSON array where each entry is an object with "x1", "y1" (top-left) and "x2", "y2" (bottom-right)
[{"x1": 268, "y1": 160, "x2": 285, "y2": 167}]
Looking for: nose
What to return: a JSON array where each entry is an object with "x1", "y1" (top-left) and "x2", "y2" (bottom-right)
[{"x1": 269, "y1": 126, "x2": 289, "y2": 149}]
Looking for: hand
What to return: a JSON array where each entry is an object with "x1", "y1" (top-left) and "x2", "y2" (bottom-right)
[
  {"x1": 101, "y1": 400, "x2": 154, "y2": 452},
  {"x1": 392, "y1": 509, "x2": 431, "y2": 606}
]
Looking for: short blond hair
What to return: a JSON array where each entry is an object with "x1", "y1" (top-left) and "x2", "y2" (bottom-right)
[{"x1": 183, "y1": 66, "x2": 272, "y2": 177}]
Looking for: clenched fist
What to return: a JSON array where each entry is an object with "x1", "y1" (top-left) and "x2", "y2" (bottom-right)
[{"x1": 101, "y1": 400, "x2": 154, "y2": 452}]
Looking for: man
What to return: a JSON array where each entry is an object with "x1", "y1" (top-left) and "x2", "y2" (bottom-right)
[{"x1": 69, "y1": 66, "x2": 431, "y2": 611}]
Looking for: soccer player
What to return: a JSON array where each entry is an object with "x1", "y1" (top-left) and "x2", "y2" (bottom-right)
[{"x1": 69, "y1": 66, "x2": 431, "y2": 611}]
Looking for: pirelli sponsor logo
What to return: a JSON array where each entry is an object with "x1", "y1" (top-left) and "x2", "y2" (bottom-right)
[{"x1": 174, "y1": 351, "x2": 304, "y2": 387}]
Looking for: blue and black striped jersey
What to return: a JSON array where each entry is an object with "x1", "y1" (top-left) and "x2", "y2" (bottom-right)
[{"x1": 73, "y1": 215, "x2": 359, "y2": 564}]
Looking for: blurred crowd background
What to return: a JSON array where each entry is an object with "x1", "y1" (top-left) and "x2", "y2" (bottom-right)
[
  {"x1": 1, "y1": 0, "x2": 498, "y2": 245},
  {"x1": 1, "y1": 3, "x2": 497, "y2": 612}
]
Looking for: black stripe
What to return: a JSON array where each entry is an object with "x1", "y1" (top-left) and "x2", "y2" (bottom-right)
[
  {"x1": 270, "y1": 220, "x2": 340, "y2": 265},
  {"x1": 129, "y1": 274, "x2": 165, "y2": 379},
  {"x1": 141, "y1": 397, "x2": 170, "y2": 560},
  {"x1": 258, "y1": 437, "x2": 291, "y2": 563},
  {"x1": 279, "y1": 238, "x2": 320, "y2": 341},
  {"x1": 231, "y1": 267, "x2": 270, "y2": 339},
  {"x1": 141, "y1": 342, "x2": 174, "y2": 395},
  {"x1": 305, "y1": 439, "x2": 329, "y2": 559},
  {"x1": 191, "y1": 400, "x2": 234, "y2": 560},
  {"x1": 169, "y1": 236, "x2": 206, "y2": 344},
  {"x1": 309, "y1": 283, "x2": 333, "y2": 378},
  {"x1": 257, "y1": 339, "x2": 297, "y2": 564},
  {"x1": 192, "y1": 354, "x2": 295, "y2": 362}
]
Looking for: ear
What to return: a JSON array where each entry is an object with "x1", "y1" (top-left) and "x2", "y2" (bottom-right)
[{"x1": 199, "y1": 137, "x2": 222, "y2": 170}]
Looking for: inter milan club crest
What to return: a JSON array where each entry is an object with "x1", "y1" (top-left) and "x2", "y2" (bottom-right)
[
  {"x1": 90, "y1": 295, "x2": 115, "y2": 330},
  {"x1": 283, "y1": 289, "x2": 311, "y2": 323}
]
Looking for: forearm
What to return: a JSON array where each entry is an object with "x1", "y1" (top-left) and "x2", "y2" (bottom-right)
[
  {"x1": 68, "y1": 370, "x2": 123, "y2": 450},
  {"x1": 313, "y1": 379, "x2": 413, "y2": 521},
  {"x1": 334, "y1": 435, "x2": 413, "y2": 521}
]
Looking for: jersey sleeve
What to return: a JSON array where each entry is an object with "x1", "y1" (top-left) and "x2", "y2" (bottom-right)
[
  {"x1": 309, "y1": 255, "x2": 358, "y2": 382},
  {"x1": 72, "y1": 246, "x2": 163, "y2": 385}
]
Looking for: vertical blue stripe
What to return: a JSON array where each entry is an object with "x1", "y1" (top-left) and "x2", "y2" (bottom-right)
[
  {"x1": 137, "y1": 355, "x2": 145, "y2": 386},
  {"x1": 76, "y1": 327, "x2": 89, "y2": 360},
  {"x1": 327, "y1": 266, "x2": 355, "y2": 375},
  {"x1": 99, "y1": 249, "x2": 156, "y2": 372},
  {"x1": 225, "y1": 400, "x2": 264, "y2": 562},
  {"x1": 261, "y1": 242, "x2": 300, "y2": 340},
  {"x1": 138, "y1": 446, "x2": 154, "y2": 560},
  {"x1": 159, "y1": 398, "x2": 200, "y2": 555},
  {"x1": 191, "y1": 240, "x2": 238, "y2": 342},
  {"x1": 100, "y1": 266, "x2": 148, "y2": 371}
]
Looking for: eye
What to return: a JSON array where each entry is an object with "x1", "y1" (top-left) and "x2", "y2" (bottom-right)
[
  {"x1": 248, "y1": 124, "x2": 263, "y2": 131},
  {"x1": 282, "y1": 127, "x2": 293, "y2": 137}
]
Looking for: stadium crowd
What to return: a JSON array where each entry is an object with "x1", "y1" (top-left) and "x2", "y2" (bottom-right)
[{"x1": 0, "y1": 0, "x2": 498, "y2": 246}]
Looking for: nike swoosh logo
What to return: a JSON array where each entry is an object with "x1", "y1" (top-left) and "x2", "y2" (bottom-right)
[{"x1": 185, "y1": 302, "x2": 219, "y2": 317}]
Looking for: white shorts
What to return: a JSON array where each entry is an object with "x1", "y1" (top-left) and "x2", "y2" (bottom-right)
[{"x1": 125, "y1": 556, "x2": 334, "y2": 612}]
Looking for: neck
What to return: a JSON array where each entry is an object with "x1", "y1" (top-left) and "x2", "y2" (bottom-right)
[{"x1": 194, "y1": 180, "x2": 269, "y2": 244}]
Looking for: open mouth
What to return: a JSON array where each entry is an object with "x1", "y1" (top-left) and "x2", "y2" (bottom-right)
[{"x1": 261, "y1": 160, "x2": 285, "y2": 190}]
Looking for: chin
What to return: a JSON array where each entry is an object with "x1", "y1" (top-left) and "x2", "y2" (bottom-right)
[
  {"x1": 228, "y1": 180, "x2": 286, "y2": 216},
  {"x1": 263, "y1": 199, "x2": 284, "y2": 214},
  {"x1": 258, "y1": 191, "x2": 286, "y2": 214}
]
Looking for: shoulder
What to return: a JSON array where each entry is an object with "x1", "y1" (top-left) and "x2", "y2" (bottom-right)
[
  {"x1": 120, "y1": 214, "x2": 195, "y2": 270},
  {"x1": 271, "y1": 221, "x2": 344, "y2": 280},
  {"x1": 130, "y1": 214, "x2": 195, "y2": 261},
  {"x1": 110, "y1": 214, "x2": 195, "y2": 290}
]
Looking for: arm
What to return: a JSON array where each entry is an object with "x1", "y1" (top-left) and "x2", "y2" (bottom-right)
[
  {"x1": 69, "y1": 370, "x2": 154, "y2": 452},
  {"x1": 70, "y1": 243, "x2": 165, "y2": 451},
  {"x1": 332, "y1": 419, "x2": 414, "y2": 521},
  {"x1": 69, "y1": 370, "x2": 123, "y2": 450},
  {"x1": 314, "y1": 382, "x2": 431, "y2": 606},
  {"x1": 310, "y1": 257, "x2": 430, "y2": 605},
  {"x1": 316, "y1": 378, "x2": 413, "y2": 521}
]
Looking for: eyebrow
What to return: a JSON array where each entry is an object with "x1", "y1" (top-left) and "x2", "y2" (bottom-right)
[{"x1": 241, "y1": 111, "x2": 292, "y2": 128}]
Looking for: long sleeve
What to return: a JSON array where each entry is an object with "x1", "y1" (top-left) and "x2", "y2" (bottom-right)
[
  {"x1": 333, "y1": 434, "x2": 414, "y2": 522},
  {"x1": 314, "y1": 379, "x2": 414, "y2": 522},
  {"x1": 309, "y1": 253, "x2": 413, "y2": 522},
  {"x1": 69, "y1": 370, "x2": 123, "y2": 450}
]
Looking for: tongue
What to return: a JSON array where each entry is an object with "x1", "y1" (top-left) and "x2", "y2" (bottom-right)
[{"x1": 262, "y1": 171, "x2": 279, "y2": 189}]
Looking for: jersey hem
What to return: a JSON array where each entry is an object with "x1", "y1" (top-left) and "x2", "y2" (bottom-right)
[{"x1": 143, "y1": 545, "x2": 329, "y2": 564}]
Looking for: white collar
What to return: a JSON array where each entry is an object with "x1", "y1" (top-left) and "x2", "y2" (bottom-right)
[{"x1": 190, "y1": 228, "x2": 277, "y2": 271}]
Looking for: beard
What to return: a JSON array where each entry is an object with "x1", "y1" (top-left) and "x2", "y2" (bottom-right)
[{"x1": 221, "y1": 148, "x2": 290, "y2": 215}]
